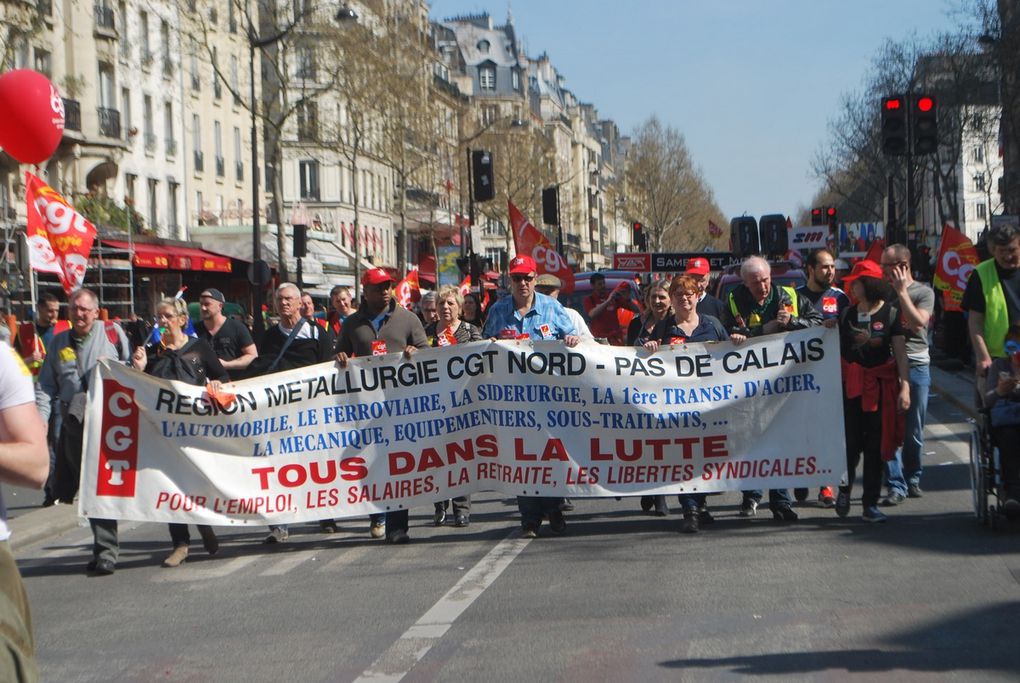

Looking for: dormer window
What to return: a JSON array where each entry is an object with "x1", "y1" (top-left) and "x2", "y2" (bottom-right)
[
  {"x1": 477, "y1": 39, "x2": 490, "y2": 52},
  {"x1": 479, "y1": 65, "x2": 496, "y2": 90}
]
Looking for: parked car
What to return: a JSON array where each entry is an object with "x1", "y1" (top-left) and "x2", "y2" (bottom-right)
[{"x1": 712, "y1": 261, "x2": 806, "y2": 303}]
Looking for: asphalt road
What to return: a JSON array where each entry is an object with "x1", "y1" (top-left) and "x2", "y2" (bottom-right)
[{"x1": 17, "y1": 386, "x2": 1020, "y2": 682}]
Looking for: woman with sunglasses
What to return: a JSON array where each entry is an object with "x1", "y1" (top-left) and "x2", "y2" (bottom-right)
[
  {"x1": 131, "y1": 297, "x2": 228, "y2": 567},
  {"x1": 642, "y1": 274, "x2": 729, "y2": 532}
]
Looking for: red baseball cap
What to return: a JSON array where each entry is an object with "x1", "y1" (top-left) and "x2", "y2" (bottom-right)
[
  {"x1": 362, "y1": 268, "x2": 395, "y2": 287},
  {"x1": 842, "y1": 259, "x2": 884, "y2": 285},
  {"x1": 508, "y1": 255, "x2": 537, "y2": 275},
  {"x1": 685, "y1": 258, "x2": 710, "y2": 276}
]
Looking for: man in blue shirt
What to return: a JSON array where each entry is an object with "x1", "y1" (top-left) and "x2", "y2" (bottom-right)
[{"x1": 483, "y1": 255, "x2": 579, "y2": 537}]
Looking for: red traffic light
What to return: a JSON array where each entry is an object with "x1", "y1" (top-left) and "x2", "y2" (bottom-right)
[
  {"x1": 811, "y1": 208, "x2": 822, "y2": 216},
  {"x1": 633, "y1": 222, "x2": 642, "y2": 231},
  {"x1": 826, "y1": 207, "x2": 837, "y2": 217},
  {"x1": 916, "y1": 96, "x2": 934, "y2": 112},
  {"x1": 884, "y1": 97, "x2": 903, "y2": 110}
]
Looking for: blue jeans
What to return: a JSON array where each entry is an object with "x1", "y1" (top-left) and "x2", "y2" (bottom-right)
[
  {"x1": 742, "y1": 489, "x2": 792, "y2": 509},
  {"x1": 885, "y1": 364, "x2": 930, "y2": 493}
]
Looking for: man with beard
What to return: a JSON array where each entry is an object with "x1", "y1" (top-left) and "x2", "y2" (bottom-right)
[{"x1": 336, "y1": 268, "x2": 429, "y2": 544}]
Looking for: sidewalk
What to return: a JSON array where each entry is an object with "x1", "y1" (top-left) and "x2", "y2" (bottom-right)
[{"x1": 5, "y1": 361, "x2": 982, "y2": 554}]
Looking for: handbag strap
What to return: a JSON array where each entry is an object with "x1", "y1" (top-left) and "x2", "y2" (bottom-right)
[{"x1": 268, "y1": 318, "x2": 307, "y2": 373}]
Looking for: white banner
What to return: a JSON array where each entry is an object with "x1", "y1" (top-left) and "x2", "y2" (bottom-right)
[{"x1": 81, "y1": 327, "x2": 846, "y2": 525}]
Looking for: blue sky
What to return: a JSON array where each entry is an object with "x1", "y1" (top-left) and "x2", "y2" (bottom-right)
[{"x1": 428, "y1": 0, "x2": 963, "y2": 219}]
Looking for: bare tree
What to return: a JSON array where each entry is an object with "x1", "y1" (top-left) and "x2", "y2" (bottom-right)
[{"x1": 625, "y1": 117, "x2": 719, "y2": 252}]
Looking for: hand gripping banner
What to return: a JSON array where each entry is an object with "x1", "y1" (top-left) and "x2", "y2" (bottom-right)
[{"x1": 81, "y1": 328, "x2": 845, "y2": 525}]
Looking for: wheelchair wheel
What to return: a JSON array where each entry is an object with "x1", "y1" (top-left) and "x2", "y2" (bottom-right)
[{"x1": 969, "y1": 421, "x2": 989, "y2": 525}]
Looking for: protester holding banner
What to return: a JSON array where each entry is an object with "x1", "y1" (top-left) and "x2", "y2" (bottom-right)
[
  {"x1": 626, "y1": 280, "x2": 670, "y2": 347},
  {"x1": 132, "y1": 298, "x2": 227, "y2": 567},
  {"x1": 880, "y1": 245, "x2": 934, "y2": 504},
  {"x1": 483, "y1": 255, "x2": 579, "y2": 538},
  {"x1": 336, "y1": 268, "x2": 430, "y2": 544},
  {"x1": 536, "y1": 274, "x2": 592, "y2": 342},
  {"x1": 425, "y1": 285, "x2": 483, "y2": 527},
  {"x1": 36, "y1": 288, "x2": 131, "y2": 574},
  {"x1": 0, "y1": 340, "x2": 48, "y2": 679},
  {"x1": 685, "y1": 257, "x2": 727, "y2": 320},
  {"x1": 722, "y1": 256, "x2": 821, "y2": 520},
  {"x1": 249, "y1": 283, "x2": 335, "y2": 544},
  {"x1": 795, "y1": 248, "x2": 850, "y2": 508},
  {"x1": 643, "y1": 274, "x2": 730, "y2": 532},
  {"x1": 837, "y1": 260, "x2": 910, "y2": 523},
  {"x1": 963, "y1": 222, "x2": 1020, "y2": 379}
]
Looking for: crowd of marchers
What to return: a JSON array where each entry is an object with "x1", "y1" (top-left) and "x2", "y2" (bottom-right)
[{"x1": 6, "y1": 228, "x2": 1020, "y2": 581}]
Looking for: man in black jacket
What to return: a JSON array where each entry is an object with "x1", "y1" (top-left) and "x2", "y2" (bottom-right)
[{"x1": 721, "y1": 257, "x2": 822, "y2": 521}]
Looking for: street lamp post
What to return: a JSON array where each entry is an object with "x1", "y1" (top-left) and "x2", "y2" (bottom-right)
[{"x1": 246, "y1": 4, "x2": 358, "y2": 337}]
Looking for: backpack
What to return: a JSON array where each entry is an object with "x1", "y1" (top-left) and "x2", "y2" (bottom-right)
[{"x1": 147, "y1": 338, "x2": 207, "y2": 386}]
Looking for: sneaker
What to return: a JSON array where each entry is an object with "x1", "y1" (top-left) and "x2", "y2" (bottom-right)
[
  {"x1": 264, "y1": 527, "x2": 288, "y2": 544},
  {"x1": 387, "y1": 529, "x2": 410, "y2": 544},
  {"x1": 835, "y1": 490, "x2": 851, "y2": 518},
  {"x1": 862, "y1": 506, "x2": 888, "y2": 523},
  {"x1": 521, "y1": 525, "x2": 539, "y2": 539},
  {"x1": 681, "y1": 511, "x2": 699, "y2": 533},
  {"x1": 818, "y1": 487, "x2": 836, "y2": 508},
  {"x1": 198, "y1": 526, "x2": 219, "y2": 555},
  {"x1": 907, "y1": 484, "x2": 924, "y2": 498},
  {"x1": 880, "y1": 492, "x2": 906, "y2": 507},
  {"x1": 548, "y1": 510, "x2": 567, "y2": 534},
  {"x1": 794, "y1": 488, "x2": 809, "y2": 502},
  {"x1": 559, "y1": 498, "x2": 575, "y2": 512},
  {"x1": 433, "y1": 506, "x2": 447, "y2": 526},
  {"x1": 454, "y1": 513, "x2": 470, "y2": 527},
  {"x1": 739, "y1": 499, "x2": 758, "y2": 517},
  {"x1": 319, "y1": 519, "x2": 338, "y2": 534},
  {"x1": 369, "y1": 521, "x2": 386, "y2": 539},
  {"x1": 772, "y1": 505, "x2": 798, "y2": 522},
  {"x1": 162, "y1": 545, "x2": 189, "y2": 567}
]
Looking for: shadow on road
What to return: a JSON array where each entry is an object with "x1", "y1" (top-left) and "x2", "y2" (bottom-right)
[{"x1": 659, "y1": 601, "x2": 1020, "y2": 675}]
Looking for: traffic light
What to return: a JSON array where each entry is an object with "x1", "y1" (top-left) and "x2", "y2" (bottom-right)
[
  {"x1": 826, "y1": 207, "x2": 838, "y2": 234},
  {"x1": 881, "y1": 95, "x2": 907, "y2": 156},
  {"x1": 292, "y1": 223, "x2": 307, "y2": 258},
  {"x1": 542, "y1": 186, "x2": 559, "y2": 225},
  {"x1": 632, "y1": 221, "x2": 647, "y2": 251},
  {"x1": 811, "y1": 207, "x2": 825, "y2": 226},
  {"x1": 913, "y1": 94, "x2": 938, "y2": 155},
  {"x1": 471, "y1": 150, "x2": 495, "y2": 202}
]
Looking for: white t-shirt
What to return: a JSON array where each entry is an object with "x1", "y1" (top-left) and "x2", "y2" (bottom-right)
[{"x1": 0, "y1": 341, "x2": 34, "y2": 541}]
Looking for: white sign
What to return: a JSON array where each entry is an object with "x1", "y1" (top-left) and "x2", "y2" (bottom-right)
[{"x1": 81, "y1": 329, "x2": 846, "y2": 525}]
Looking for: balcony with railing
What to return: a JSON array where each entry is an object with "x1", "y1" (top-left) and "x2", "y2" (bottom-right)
[
  {"x1": 63, "y1": 98, "x2": 81, "y2": 132},
  {"x1": 144, "y1": 132, "x2": 156, "y2": 154},
  {"x1": 194, "y1": 150, "x2": 204, "y2": 172},
  {"x1": 97, "y1": 107, "x2": 121, "y2": 138},
  {"x1": 94, "y1": 3, "x2": 116, "y2": 36},
  {"x1": 215, "y1": 156, "x2": 225, "y2": 177},
  {"x1": 165, "y1": 137, "x2": 177, "y2": 157}
]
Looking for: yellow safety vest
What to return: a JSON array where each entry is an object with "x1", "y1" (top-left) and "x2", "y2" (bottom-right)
[{"x1": 976, "y1": 259, "x2": 1009, "y2": 358}]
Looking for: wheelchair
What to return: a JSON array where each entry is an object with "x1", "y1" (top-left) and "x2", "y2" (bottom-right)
[{"x1": 969, "y1": 411, "x2": 1015, "y2": 529}]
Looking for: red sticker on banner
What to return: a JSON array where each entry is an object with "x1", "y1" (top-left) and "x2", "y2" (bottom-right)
[
  {"x1": 371, "y1": 340, "x2": 388, "y2": 355},
  {"x1": 670, "y1": 336, "x2": 686, "y2": 344},
  {"x1": 822, "y1": 296, "x2": 838, "y2": 315}
]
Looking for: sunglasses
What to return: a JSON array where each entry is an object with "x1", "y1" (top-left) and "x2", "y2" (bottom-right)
[{"x1": 511, "y1": 275, "x2": 535, "y2": 283}]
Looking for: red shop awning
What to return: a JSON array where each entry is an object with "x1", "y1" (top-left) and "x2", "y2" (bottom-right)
[{"x1": 100, "y1": 240, "x2": 232, "y2": 272}]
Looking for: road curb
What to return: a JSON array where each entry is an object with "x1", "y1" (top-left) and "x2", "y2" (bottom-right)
[{"x1": 9, "y1": 505, "x2": 79, "y2": 553}]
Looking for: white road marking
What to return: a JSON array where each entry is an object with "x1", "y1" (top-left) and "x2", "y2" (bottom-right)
[
  {"x1": 354, "y1": 530, "x2": 531, "y2": 682},
  {"x1": 151, "y1": 555, "x2": 259, "y2": 583},
  {"x1": 259, "y1": 549, "x2": 318, "y2": 576},
  {"x1": 317, "y1": 544, "x2": 373, "y2": 573}
]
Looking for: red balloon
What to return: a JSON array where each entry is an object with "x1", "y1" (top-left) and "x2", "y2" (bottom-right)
[{"x1": 0, "y1": 70, "x2": 65, "y2": 165}]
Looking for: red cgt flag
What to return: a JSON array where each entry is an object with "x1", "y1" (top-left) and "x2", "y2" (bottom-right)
[
  {"x1": 508, "y1": 201, "x2": 574, "y2": 294},
  {"x1": 395, "y1": 269, "x2": 421, "y2": 310},
  {"x1": 933, "y1": 224, "x2": 979, "y2": 312},
  {"x1": 25, "y1": 172, "x2": 97, "y2": 294}
]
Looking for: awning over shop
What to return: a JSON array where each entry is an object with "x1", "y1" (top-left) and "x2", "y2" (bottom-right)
[{"x1": 100, "y1": 240, "x2": 232, "y2": 272}]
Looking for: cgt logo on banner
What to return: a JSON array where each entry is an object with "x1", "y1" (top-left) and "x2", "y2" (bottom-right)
[{"x1": 96, "y1": 378, "x2": 139, "y2": 497}]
